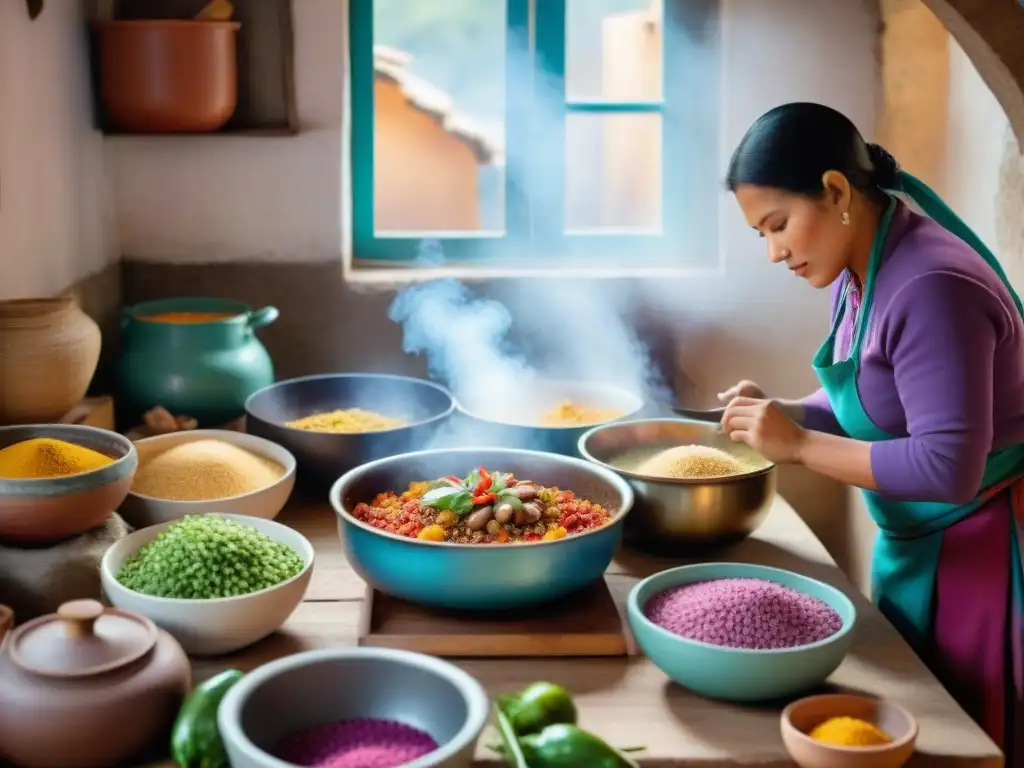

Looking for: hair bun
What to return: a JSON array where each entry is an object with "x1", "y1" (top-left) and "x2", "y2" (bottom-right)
[{"x1": 867, "y1": 143, "x2": 900, "y2": 189}]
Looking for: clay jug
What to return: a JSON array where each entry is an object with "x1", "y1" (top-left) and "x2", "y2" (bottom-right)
[
  {"x1": 0, "y1": 297, "x2": 102, "y2": 425},
  {"x1": 0, "y1": 599, "x2": 191, "y2": 767}
]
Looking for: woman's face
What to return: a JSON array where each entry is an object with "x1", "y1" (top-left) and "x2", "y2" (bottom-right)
[{"x1": 733, "y1": 184, "x2": 854, "y2": 289}]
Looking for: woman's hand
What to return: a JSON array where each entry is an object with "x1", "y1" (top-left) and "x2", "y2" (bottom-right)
[
  {"x1": 721, "y1": 396, "x2": 807, "y2": 464},
  {"x1": 717, "y1": 380, "x2": 766, "y2": 402}
]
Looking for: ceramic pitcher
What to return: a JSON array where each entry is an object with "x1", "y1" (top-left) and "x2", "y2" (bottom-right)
[{"x1": 118, "y1": 297, "x2": 278, "y2": 427}]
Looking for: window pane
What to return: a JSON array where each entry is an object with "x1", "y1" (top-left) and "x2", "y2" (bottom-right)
[
  {"x1": 566, "y1": 0, "x2": 663, "y2": 102},
  {"x1": 373, "y1": 0, "x2": 506, "y2": 234},
  {"x1": 565, "y1": 112, "x2": 662, "y2": 232}
]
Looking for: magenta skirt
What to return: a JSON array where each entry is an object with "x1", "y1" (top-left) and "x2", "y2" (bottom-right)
[{"x1": 927, "y1": 482, "x2": 1024, "y2": 764}]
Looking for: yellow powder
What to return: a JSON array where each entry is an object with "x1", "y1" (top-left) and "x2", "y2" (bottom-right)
[
  {"x1": 0, "y1": 437, "x2": 115, "y2": 480},
  {"x1": 132, "y1": 439, "x2": 284, "y2": 501},
  {"x1": 540, "y1": 401, "x2": 623, "y2": 426},
  {"x1": 635, "y1": 444, "x2": 746, "y2": 479},
  {"x1": 286, "y1": 408, "x2": 406, "y2": 433},
  {"x1": 809, "y1": 716, "x2": 893, "y2": 747}
]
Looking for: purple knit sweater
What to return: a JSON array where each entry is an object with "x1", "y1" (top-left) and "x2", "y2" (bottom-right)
[{"x1": 800, "y1": 202, "x2": 1024, "y2": 504}]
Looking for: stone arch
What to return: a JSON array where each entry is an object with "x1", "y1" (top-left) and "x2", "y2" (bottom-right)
[{"x1": 920, "y1": 0, "x2": 1024, "y2": 145}]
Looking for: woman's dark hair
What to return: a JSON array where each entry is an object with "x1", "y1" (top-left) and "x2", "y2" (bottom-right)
[{"x1": 725, "y1": 102, "x2": 900, "y2": 199}]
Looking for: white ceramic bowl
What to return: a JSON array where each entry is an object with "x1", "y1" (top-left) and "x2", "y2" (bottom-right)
[
  {"x1": 100, "y1": 513, "x2": 314, "y2": 656},
  {"x1": 119, "y1": 429, "x2": 297, "y2": 528}
]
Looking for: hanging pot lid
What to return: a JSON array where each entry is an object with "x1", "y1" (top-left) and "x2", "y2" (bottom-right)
[{"x1": 7, "y1": 599, "x2": 157, "y2": 678}]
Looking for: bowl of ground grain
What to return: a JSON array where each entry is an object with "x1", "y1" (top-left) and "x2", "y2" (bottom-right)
[
  {"x1": 782, "y1": 694, "x2": 918, "y2": 768},
  {"x1": 245, "y1": 373, "x2": 455, "y2": 485},
  {"x1": 217, "y1": 647, "x2": 489, "y2": 768},
  {"x1": 579, "y1": 418, "x2": 776, "y2": 554},
  {"x1": 120, "y1": 429, "x2": 296, "y2": 528},
  {"x1": 627, "y1": 563, "x2": 857, "y2": 703},
  {"x1": 100, "y1": 513, "x2": 314, "y2": 656},
  {"x1": 0, "y1": 424, "x2": 137, "y2": 543}
]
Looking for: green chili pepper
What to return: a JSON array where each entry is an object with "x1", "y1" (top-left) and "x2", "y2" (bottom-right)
[
  {"x1": 495, "y1": 706, "x2": 529, "y2": 768},
  {"x1": 519, "y1": 723, "x2": 640, "y2": 768},
  {"x1": 171, "y1": 669, "x2": 244, "y2": 768},
  {"x1": 502, "y1": 681, "x2": 578, "y2": 735}
]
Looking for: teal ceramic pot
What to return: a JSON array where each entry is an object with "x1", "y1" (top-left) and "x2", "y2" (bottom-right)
[
  {"x1": 118, "y1": 298, "x2": 278, "y2": 427},
  {"x1": 627, "y1": 563, "x2": 857, "y2": 703}
]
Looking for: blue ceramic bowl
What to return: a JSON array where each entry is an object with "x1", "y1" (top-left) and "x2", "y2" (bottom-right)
[
  {"x1": 0, "y1": 424, "x2": 138, "y2": 543},
  {"x1": 628, "y1": 563, "x2": 857, "y2": 703},
  {"x1": 330, "y1": 447, "x2": 634, "y2": 610},
  {"x1": 245, "y1": 374, "x2": 455, "y2": 485}
]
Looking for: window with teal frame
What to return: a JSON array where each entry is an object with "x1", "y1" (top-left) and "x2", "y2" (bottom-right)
[{"x1": 350, "y1": 0, "x2": 720, "y2": 266}]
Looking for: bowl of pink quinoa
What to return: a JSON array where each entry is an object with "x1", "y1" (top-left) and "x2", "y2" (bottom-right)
[
  {"x1": 627, "y1": 563, "x2": 857, "y2": 703},
  {"x1": 217, "y1": 647, "x2": 489, "y2": 768}
]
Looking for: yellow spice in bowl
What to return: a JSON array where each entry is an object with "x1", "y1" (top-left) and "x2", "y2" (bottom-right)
[
  {"x1": 540, "y1": 401, "x2": 622, "y2": 426},
  {"x1": 808, "y1": 716, "x2": 893, "y2": 747},
  {"x1": 285, "y1": 408, "x2": 406, "y2": 433},
  {"x1": 132, "y1": 439, "x2": 285, "y2": 501},
  {"x1": 0, "y1": 438, "x2": 115, "y2": 480}
]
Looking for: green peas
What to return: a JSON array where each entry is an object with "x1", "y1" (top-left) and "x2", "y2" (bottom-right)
[{"x1": 115, "y1": 515, "x2": 305, "y2": 600}]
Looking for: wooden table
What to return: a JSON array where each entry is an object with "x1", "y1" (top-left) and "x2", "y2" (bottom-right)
[{"x1": 156, "y1": 495, "x2": 1003, "y2": 767}]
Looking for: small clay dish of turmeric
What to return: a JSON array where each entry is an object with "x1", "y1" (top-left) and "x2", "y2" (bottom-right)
[
  {"x1": 781, "y1": 693, "x2": 918, "y2": 768},
  {"x1": 0, "y1": 425, "x2": 137, "y2": 545}
]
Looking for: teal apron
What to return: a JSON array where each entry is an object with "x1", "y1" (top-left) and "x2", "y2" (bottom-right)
[{"x1": 811, "y1": 178, "x2": 1024, "y2": 651}]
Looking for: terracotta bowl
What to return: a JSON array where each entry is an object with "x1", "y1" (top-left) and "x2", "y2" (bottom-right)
[
  {"x1": 0, "y1": 425, "x2": 138, "y2": 544},
  {"x1": 781, "y1": 693, "x2": 918, "y2": 768}
]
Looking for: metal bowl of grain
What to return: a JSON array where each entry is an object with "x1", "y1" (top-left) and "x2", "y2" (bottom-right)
[
  {"x1": 578, "y1": 418, "x2": 776, "y2": 554},
  {"x1": 449, "y1": 379, "x2": 645, "y2": 457},
  {"x1": 245, "y1": 374, "x2": 456, "y2": 485}
]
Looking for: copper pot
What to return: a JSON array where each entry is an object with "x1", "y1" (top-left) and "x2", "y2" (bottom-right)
[
  {"x1": 94, "y1": 20, "x2": 241, "y2": 133},
  {"x1": 0, "y1": 297, "x2": 102, "y2": 425},
  {"x1": 0, "y1": 599, "x2": 191, "y2": 767}
]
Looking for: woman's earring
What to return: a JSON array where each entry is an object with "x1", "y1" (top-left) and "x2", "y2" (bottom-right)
[{"x1": 841, "y1": 212, "x2": 851, "y2": 226}]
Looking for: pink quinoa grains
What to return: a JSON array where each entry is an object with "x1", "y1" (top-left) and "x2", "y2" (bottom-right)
[
  {"x1": 644, "y1": 577, "x2": 843, "y2": 650},
  {"x1": 274, "y1": 718, "x2": 439, "y2": 768}
]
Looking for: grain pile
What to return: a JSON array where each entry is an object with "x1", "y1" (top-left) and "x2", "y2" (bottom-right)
[
  {"x1": 132, "y1": 439, "x2": 284, "y2": 501},
  {"x1": 286, "y1": 408, "x2": 406, "y2": 433},
  {"x1": 635, "y1": 444, "x2": 746, "y2": 479},
  {"x1": 644, "y1": 577, "x2": 844, "y2": 650}
]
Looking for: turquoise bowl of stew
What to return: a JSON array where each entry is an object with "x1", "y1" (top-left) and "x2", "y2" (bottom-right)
[
  {"x1": 628, "y1": 563, "x2": 858, "y2": 703},
  {"x1": 330, "y1": 447, "x2": 634, "y2": 611}
]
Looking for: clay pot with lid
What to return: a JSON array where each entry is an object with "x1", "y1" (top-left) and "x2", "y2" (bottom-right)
[{"x1": 0, "y1": 599, "x2": 191, "y2": 767}]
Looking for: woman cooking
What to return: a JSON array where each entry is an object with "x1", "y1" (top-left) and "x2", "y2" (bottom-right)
[{"x1": 719, "y1": 102, "x2": 1023, "y2": 758}]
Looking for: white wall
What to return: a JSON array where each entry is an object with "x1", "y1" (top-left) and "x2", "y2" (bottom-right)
[
  {"x1": 0, "y1": 1, "x2": 118, "y2": 299},
  {"x1": 943, "y1": 41, "x2": 1010, "y2": 255}
]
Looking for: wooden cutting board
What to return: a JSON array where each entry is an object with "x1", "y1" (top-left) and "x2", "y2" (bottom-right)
[{"x1": 358, "y1": 575, "x2": 634, "y2": 657}]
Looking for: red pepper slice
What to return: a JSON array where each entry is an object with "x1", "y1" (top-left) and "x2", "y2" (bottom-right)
[
  {"x1": 444, "y1": 475, "x2": 463, "y2": 486},
  {"x1": 472, "y1": 492, "x2": 498, "y2": 505},
  {"x1": 473, "y1": 466, "x2": 492, "y2": 496}
]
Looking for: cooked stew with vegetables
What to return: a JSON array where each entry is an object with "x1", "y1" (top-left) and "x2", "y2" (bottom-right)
[{"x1": 351, "y1": 467, "x2": 613, "y2": 544}]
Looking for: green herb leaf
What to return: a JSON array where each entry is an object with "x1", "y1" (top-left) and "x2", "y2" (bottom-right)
[
  {"x1": 423, "y1": 488, "x2": 475, "y2": 516},
  {"x1": 450, "y1": 493, "x2": 475, "y2": 516},
  {"x1": 422, "y1": 486, "x2": 464, "y2": 505},
  {"x1": 464, "y1": 468, "x2": 481, "y2": 488},
  {"x1": 489, "y1": 472, "x2": 510, "y2": 493}
]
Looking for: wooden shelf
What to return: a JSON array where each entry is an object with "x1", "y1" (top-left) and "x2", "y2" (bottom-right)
[{"x1": 87, "y1": 0, "x2": 298, "y2": 136}]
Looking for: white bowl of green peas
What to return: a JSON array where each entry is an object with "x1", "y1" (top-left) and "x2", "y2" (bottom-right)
[{"x1": 100, "y1": 513, "x2": 314, "y2": 656}]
